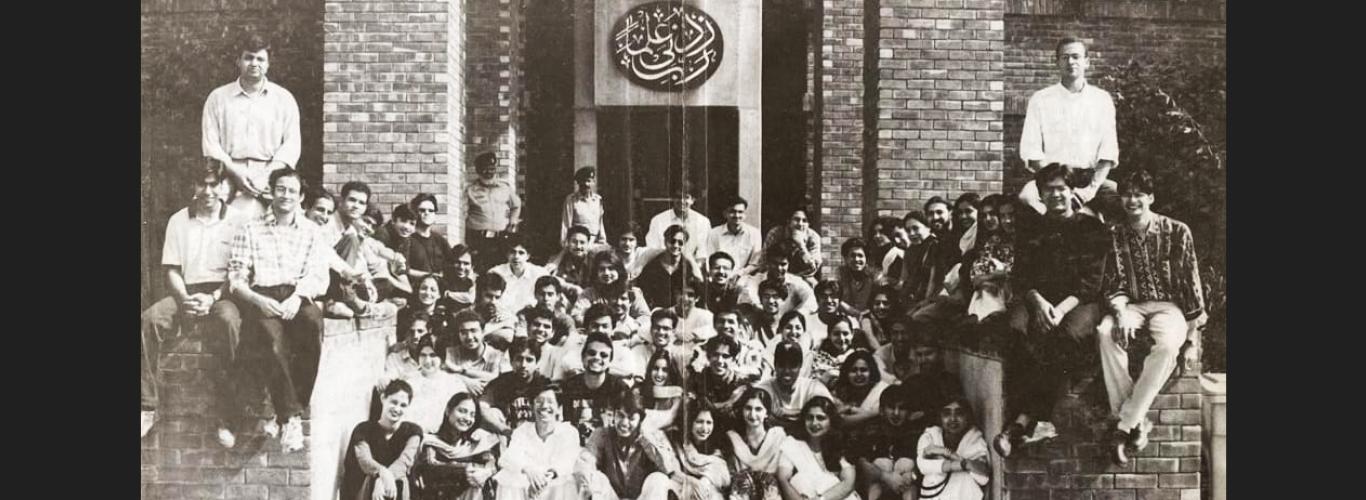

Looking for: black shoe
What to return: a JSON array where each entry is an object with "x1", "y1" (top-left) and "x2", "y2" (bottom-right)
[
  {"x1": 993, "y1": 422, "x2": 1026, "y2": 458},
  {"x1": 1127, "y1": 421, "x2": 1151, "y2": 454},
  {"x1": 1109, "y1": 427, "x2": 1132, "y2": 465}
]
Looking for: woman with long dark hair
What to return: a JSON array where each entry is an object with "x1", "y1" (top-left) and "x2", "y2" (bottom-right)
[
  {"x1": 671, "y1": 401, "x2": 733, "y2": 500},
  {"x1": 639, "y1": 348, "x2": 685, "y2": 431},
  {"x1": 776, "y1": 397, "x2": 861, "y2": 500},
  {"x1": 570, "y1": 251, "x2": 651, "y2": 323},
  {"x1": 726, "y1": 387, "x2": 787, "y2": 500},
  {"x1": 812, "y1": 315, "x2": 870, "y2": 385},
  {"x1": 859, "y1": 285, "x2": 901, "y2": 347},
  {"x1": 397, "y1": 274, "x2": 449, "y2": 345},
  {"x1": 829, "y1": 350, "x2": 891, "y2": 425},
  {"x1": 414, "y1": 393, "x2": 498, "y2": 500},
  {"x1": 916, "y1": 397, "x2": 990, "y2": 500}
]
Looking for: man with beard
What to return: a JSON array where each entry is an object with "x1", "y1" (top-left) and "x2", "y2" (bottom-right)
[
  {"x1": 703, "y1": 251, "x2": 743, "y2": 313},
  {"x1": 561, "y1": 328, "x2": 634, "y2": 443},
  {"x1": 546, "y1": 224, "x2": 595, "y2": 291},
  {"x1": 465, "y1": 151, "x2": 522, "y2": 271},
  {"x1": 923, "y1": 196, "x2": 955, "y2": 240},
  {"x1": 574, "y1": 389, "x2": 680, "y2": 499}
]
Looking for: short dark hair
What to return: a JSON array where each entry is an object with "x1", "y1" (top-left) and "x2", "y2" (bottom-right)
[
  {"x1": 382, "y1": 379, "x2": 413, "y2": 401},
  {"x1": 774, "y1": 341, "x2": 804, "y2": 368},
  {"x1": 574, "y1": 166, "x2": 596, "y2": 182},
  {"x1": 611, "y1": 387, "x2": 647, "y2": 418},
  {"x1": 450, "y1": 243, "x2": 473, "y2": 262},
  {"x1": 814, "y1": 280, "x2": 841, "y2": 298},
  {"x1": 902, "y1": 210, "x2": 928, "y2": 227},
  {"x1": 664, "y1": 224, "x2": 690, "y2": 243},
  {"x1": 477, "y1": 272, "x2": 507, "y2": 295},
  {"x1": 340, "y1": 181, "x2": 372, "y2": 203},
  {"x1": 708, "y1": 251, "x2": 735, "y2": 269},
  {"x1": 728, "y1": 197, "x2": 749, "y2": 209},
  {"x1": 534, "y1": 275, "x2": 562, "y2": 295},
  {"x1": 703, "y1": 334, "x2": 740, "y2": 357},
  {"x1": 363, "y1": 205, "x2": 384, "y2": 227},
  {"x1": 757, "y1": 278, "x2": 788, "y2": 299},
  {"x1": 392, "y1": 203, "x2": 417, "y2": 222},
  {"x1": 923, "y1": 196, "x2": 951, "y2": 213},
  {"x1": 954, "y1": 192, "x2": 981, "y2": 211},
  {"x1": 1117, "y1": 169, "x2": 1157, "y2": 196},
  {"x1": 196, "y1": 164, "x2": 226, "y2": 187},
  {"x1": 651, "y1": 309, "x2": 680, "y2": 329},
  {"x1": 1055, "y1": 36, "x2": 1087, "y2": 57},
  {"x1": 303, "y1": 186, "x2": 335, "y2": 211},
  {"x1": 566, "y1": 225, "x2": 592, "y2": 241},
  {"x1": 238, "y1": 34, "x2": 271, "y2": 55},
  {"x1": 268, "y1": 168, "x2": 303, "y2": 190},
  {"x1": 584, "y1": 303, "x2": 616, "y2": 329},
  {"x1": 1034, "y1": 163, "x2": 1075, "y2": 188},
  {"x1": 840, "y1": 237, "x2": 867, "y2": 258},
  {"x1": 581, "y1": 331, "x2": 615, "y2": 360},
  {"x1": 410, "y1": 193, "x2": 438, "y2": 212},
  {"x1": 507, "y1": 337, "x2": 542, "y2": 360},
  {"x1": 504, "y1": 233, "x2": 529, "y2": 253},
  {"x1": 779, "y1": 311, "x2": 806, "y2": 331},
  {"x1": 453, "y1": 309, "x2": 484, "y2": 329},
  {"x1": 879, "y1": 384, "x2": 908, "y2": 408},
  {"x1": 980, "y1": 194, "x2": 1006, "y2": 211}
]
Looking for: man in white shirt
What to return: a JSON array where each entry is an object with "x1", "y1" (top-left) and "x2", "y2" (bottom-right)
[
  {"x1": 488, "y1": 235, "x2": 549, "y2": 313},
  {"x1": 705, "y1": 197, "x2": 762, "y2": 276},
  {"x1": 645, "y1": 185, "x2": 712, "y2": 261},
  {"x1": 1018, "y1": 37, "x2": 1119, "y2": 216}
]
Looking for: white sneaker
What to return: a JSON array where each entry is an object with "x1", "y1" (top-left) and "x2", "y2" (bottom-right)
[
  {"x1": 216, "y1": 426, "x2": 237, "y2": 449},
  {"x1": 1024, "y1": 421, "x2": 1059, "y2": 445},
  {"x1": 141, "y1": 410, "x2": 156, "y2": 438},
  {"x1": 280, "y1": 416, "x2": 306, "y2": 452},
  {"x1": 262, "y1": 418, "x2": 280, "y2": 439}
]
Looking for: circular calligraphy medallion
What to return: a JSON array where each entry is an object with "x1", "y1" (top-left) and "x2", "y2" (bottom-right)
[{"x1": 610, "y1": 2, "x2": 724, "y2": 91}]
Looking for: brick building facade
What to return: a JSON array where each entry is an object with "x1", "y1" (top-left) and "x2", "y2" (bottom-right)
[{"x1": 140, "y1": 0, "x2": 1225, "y2": 498}]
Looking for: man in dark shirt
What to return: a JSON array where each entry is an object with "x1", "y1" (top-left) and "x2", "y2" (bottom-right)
[
  {"x1": 637, "y1": 224, "x2": 703, "y2": 309},
  {"x1": 993, "y1": 163, "x2": 1110, "y2": 458},
  {"x1": 481, "y1": 337, "x2": 551, "y2": 437},
  {"x1": 686, "y1": 335, "x2": 754, "y2": 412},
  {"x1": 405, "y1": 193, "x2": 456, "y2": 283},
  {"x1": 561, "y1": 331, "x2": 632, "y2": 444},
  {"x1": 573, "y1": 389, "x2": 678, "y2": 499},
  {"x1": 704, "y1": 251, "x2": 742, "y2": 313}
]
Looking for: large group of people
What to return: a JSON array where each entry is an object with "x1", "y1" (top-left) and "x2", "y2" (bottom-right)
[{"x1": 140, "y1": 33, "x2": 1208, "y2": 500}]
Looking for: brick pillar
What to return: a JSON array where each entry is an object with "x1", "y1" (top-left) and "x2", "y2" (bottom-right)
[
  {"x1": 875, "y1": 0, "x2": 1004, "y2": 215},
  {"x1": 465, "y1": 0, "x2": 524, "y2": 201},
  {"x1": 322, "y1": 0, "x2": 466, "y2": 236},
  {"x1": 818, "y1": 0, "x2": 866, "y2": 272}
]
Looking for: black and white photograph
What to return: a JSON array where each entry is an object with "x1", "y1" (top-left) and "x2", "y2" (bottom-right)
[{"x1": 140, "y1": 1, "x2": 1227, "y2": 499}]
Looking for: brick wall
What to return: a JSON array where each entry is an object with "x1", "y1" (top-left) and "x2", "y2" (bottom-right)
[
  {"x1": 141, "y1": 317, "x2": 393, "y2": 500},
  {"x1": 1000, "y1": 0, "x2": 1226, "y2": 193},
  {"x1": 464, "y1": 0, "x2": 525, "y2": 201},
  {"x1": 321, "y1": 0, "x2": 466, "y2": 236},
  {"x1": 874, "y1": 0, "x2": 1006, "y2": 217},
  {"x1": 818, "y1": 0, "x2": 867, "y2": 271},
  {"x1": 140, "y1": 0, "x2": 324, "y2": 310}
]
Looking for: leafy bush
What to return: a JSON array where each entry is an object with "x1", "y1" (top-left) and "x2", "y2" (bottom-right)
[{"x1": 1098, "y1": 60, "x2": 1227, "y2": 373}]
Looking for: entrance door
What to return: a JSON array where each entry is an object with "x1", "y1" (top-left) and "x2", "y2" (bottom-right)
[{"x1": 597, "y1": 107, "x2": 739, "y2": 238}]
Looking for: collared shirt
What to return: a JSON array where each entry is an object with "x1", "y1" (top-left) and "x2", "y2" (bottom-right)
[
  {"x1": 162, "y1": 203, "x2": 243, "y2": 286},
  {"x1": 562, "y1": 191, "x2": 606, "y2": 242},
  {"x1": 705, "y1": 222, "x2": 762, "y2": 272},
  {"x1": 465, "y1": 179, "x2": 522, "y2": 231},
  {"x1": 1101, "y1": 214, "x2": 1206, "y2": 320},
  {"x1": 1020, "y1": 82, "x2": 1119, "y2": 168},
  {"x1": 762, "y1": 226, "x2": 823, "y2": 277},
  {"x1": 446, "y1": 343, "x2": 512, "y2": 375},
  {"x1": 580, "y1": 426, "x2": 678, "y2": 498},
  {"x1": 202, "y1": 78, "x2": 301, "y2": 166},
  {"x1": 636, "y1": 254, "x2": 702, "y2": 309},
  {"x1": 645, "y1": 209, "x2": 713, "y2": 260},
  {"x1": 737, "y1": 273, "x2": 817, "y2": 316},
  {"x1": 228, "y1": 211, "x2": 330, "y2": 298},
  {"x1": 1011, "y1": 212, "x2": 1109, "y2": 304},
  {"x1": 489, "y1": 263, "x2": 549, "y2": 313}
]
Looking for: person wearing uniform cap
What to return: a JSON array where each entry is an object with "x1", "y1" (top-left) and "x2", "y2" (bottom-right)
[{"x1": 464, "y1": 151, "x2": 522, "y2": 272}]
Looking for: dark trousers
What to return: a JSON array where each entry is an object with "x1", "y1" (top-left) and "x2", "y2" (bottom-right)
[
  {"x1": 236, "y1": 285, "x2": 324, "y2": 419},
  {"x1": 465, "y1": 229, "x2": 504, "y2": 274},
  {"x1": 140, "y1": 283, "x2": 242, "y2": 418},
  {"x1": 1001, "y1": 301, "x2": 1102, "y2": 422}
]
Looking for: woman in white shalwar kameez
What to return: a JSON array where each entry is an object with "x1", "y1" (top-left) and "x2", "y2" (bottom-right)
[
  {"x1": 916, "y1": 398, "x2": 990, "y2": 500},
  {"x1": 493, "y1": 385, "x2": 581, "y2": 500}
]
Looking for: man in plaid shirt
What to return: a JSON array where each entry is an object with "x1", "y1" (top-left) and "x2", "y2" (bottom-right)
[{"x1": 228, "y1": 168, "x2": 330, "y2": 452}]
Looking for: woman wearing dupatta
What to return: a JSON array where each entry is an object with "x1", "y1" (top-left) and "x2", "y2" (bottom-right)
[
  {"x1": 414, "y1": 393, "x2": 498, "y2": 500},
  {"x1": 830, "y1": 350, "x2": 890, "y2": 426},
  {"x1": 726, "y1": 388, "x2": 787, "y2": 500},
  {"x1": 493, "y1": 384, "x2": 581, "y2": 500},
  {"x1": 672, "y1": 402, "x2": 732, "y2": 500},
  {"x1": 640, "y1": 349, "x2": 686, "y2": 432},
  {"x1": 777, "y1": 397, "x2": 861, "y2": 500},
  {"x1": 916, "y1": 398, "x2": 990, "y2": 500}
]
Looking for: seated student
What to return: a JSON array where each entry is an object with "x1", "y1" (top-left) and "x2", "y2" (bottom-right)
[
  {"x1": 858, "y1": 285, "x2": 900, "y2": 348},
  {"x1": 693, "y1": 307, "x2": 768, "y2": 380},
  {"x1": 604, "y1": 282, "x2": 649, "y2": 343},
  {"x1": 445, "y1": 309, "x2": 511, "y2": 397},
  {"x1": 405, "y1": 193, "x2": 458, "y2": 284},
  {"x1": 951, "y1": 193, "x2": 981, "y2": 255},
  {"x1": 441, "y1": 244, "x2": 478, "y2": 313},
  {"x1": 545, "y1": 224, "x2": 595, "y2": 292},
  {"x1": 519, "y1": 307, "x2": 571, "y2": 380},
  {"x1": 487, "y1": 234, "x2": 550, "y2": 313},
  {"x1": 637, "y1": 224, "x2": 705, "y2": 309},
  {"x1": 341, "y1": 380, "x2": 423, "y2": 500},
  {"x1": 767, "y1": 311, "x2": 817, "y2": 381},
  {"x1": 561, "y1": 331, "x2": 634, "y2": 444},
  {"x1": 555, "y1": 303, "x2": 637, "y2": 381},
  {"x1": 398, "y1": 335, "x2": 469, "y2": 433},
  {"x1": 738, "y1": 248, "x2": 817, "y2": 316},
  {"x1": 667, "y1": 278, "x2": 715, "y2": 346},
  {"x1": 865, "y1": 217, "x2": 900, "y2": 275},
  {"x1": 1096, "y1": 169, "x2": 1207, "y2": 465},
  {"x1": 669, "y1": 401, "x2": 732, "y2": 500},
  {"x1": 776, "y1": 397, "x2": 861, "y2": 500},
  {"x1": 872, "y1": 317, "x2": 920, "y2": 385},
  {"x1": 511, "y1": 276, "x2": 577, "y2": 347},
  {"x1": 414, "y1": 393, "x2": 499, "y2": 500},
  {"x1": 878, "y1": 224, "x2": 912, "y2": 289},
  {"x1": 961, "y1": 194, "x2": 1017, "y2": 322},
  {"x1": 899, "y1": 328, "x2": 963, "y2": 428},
  {"x1": 805, "y1": 280, "x2": 867, "y2": 349},
  {"x1": 381, "y1": 312, "x2": 435, "y2": 388},
  {"x1": 574, "y1": 389, "x2": 680, "y2": 500},
  {"x1": 993, "y1": 164, "x2": 1109, "y2": 459},
  {"x1": 811, "y1": 315, "x2": 867, "y2": 385},
  {"x1": 761, "y1": 207, "x2": 823, "y2": 285},
  {"x1": 705, "y1": 197, "x2": 764, "y2": 278},
  {"x1": 756, "y1": 341, "x2": 835, "y2": 436},
  {"x1": 830, "y1": 350, "x2": 891, "y2": 426},
  {"x1": 687, "y1": 335, "x2": 756, "y2": 412},
  {"x1": 629, "y1": 309, "x2": 697, "y2": 384},
  {"x1": 638, "y1": 349, "x2": 687, "y2": 432},
  {"x1": 358, "y1": 206, "x2": 415, "y2": 301},
  {"x1": 838, "y1": 238, "x2": 878, "y2": 313},
  {"x1": 916, "y1": 398, "x2": 990, "y2": 500},
  {"x1": 899, "y1": 210, "x2": 959, "y2": 313},
  {"x1": 313, "y1": 182, "x2": 406, "y2": 319},
  {"x1": 646, "y1": 185, "x2": 713, "y2": 262},
  {"x1": 562, "y1": 166, "x2": 607, "y2": 246},
  {"x1": 572, "y1": 251, "x2": 652, "y2": 324},
  {"x1": 614, "y1": 222, "x2": 648, "y2": 281},
  {"x1": 742, "y1": 279, "x2": 788, "y2": 350},
  {"x1": 726, "y1": 387, "x2": 788, "y2": 500},
  {"x1": 854, "y1": 386, "x2": 920, "y2": 500},
  {"x1": 397, "y1": 275, "x2": 451, "y2": 346},
  {"x1": 480, "y1": 337, "x2": 551, "y2": 437},
  {"x1": 471, "y1": 273, "x2": 518, "y2": 348},
  {"x1": 704, "y1": 251, "x2": 744, "y2": 313},
  {"x1": 494, "y1": 384, "x2": 582, "y2": 500}
]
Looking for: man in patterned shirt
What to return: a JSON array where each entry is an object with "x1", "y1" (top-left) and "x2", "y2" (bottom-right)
[
  {"x1": 227, "y1": 168, "x2": 331, "y2": 453},
  {"x1": 1097, "y1": 169, "x2": 1207, "y2": 465}
]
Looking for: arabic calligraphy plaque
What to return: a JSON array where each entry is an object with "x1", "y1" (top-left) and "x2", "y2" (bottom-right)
[{"x1": 610, "y1": 2, "x2": 724, "y2": 91}]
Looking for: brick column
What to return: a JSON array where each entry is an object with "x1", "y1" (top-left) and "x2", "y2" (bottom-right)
[
  {"x1": 818, "y1": 0, "x2": 866, "y2": 271},
  {"x1": 322, "y1": 0, "x2": 466, "y2": 236},
  {"x1": 875, "y1": 0, "x2": 1004, "y2": 215},
  {"x1": 465, "y1": 0, "x2": 524, "y2": 202}
]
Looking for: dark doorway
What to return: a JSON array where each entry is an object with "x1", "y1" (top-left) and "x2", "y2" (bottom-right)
[
  {"x1": 597, "y1": 107, "x2": 739, "y2": 236},
  {"x1": 523, "y1": 0, "x2": 577, "y2": 262},
  {"x1": 762, "y1": 0, "x2": 812, "y2": 234}
]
